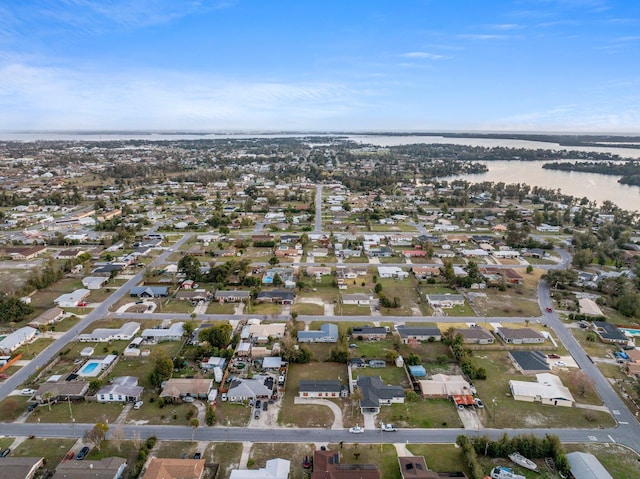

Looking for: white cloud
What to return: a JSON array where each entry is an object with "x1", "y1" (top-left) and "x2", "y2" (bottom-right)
[
  {"x1": 0, "y1": 62, "x2": 363, "y2": 129},
  {"x1": 400, "y1": 51, "x2": 445, "y2": 60}
]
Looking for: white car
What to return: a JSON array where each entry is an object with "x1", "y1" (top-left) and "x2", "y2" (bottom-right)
[
  {"x1": 474, "y1": 398, "x2": 484, "y2": 409},
  {"x1": 381, "y1": 424, "x2": 398, "y2": 432},
  {"x1": 554, "y1": 361, "x2": 567, "y2": 367},
  {"x1": 21, "y1": 389, "x2": 36, "y2": 396},
  {"x1": 348, "y1": 426, "x2": 364, "y2": 434},
  {"x1": 133, "y1": 401, "x2": 144, "y2": 410}
]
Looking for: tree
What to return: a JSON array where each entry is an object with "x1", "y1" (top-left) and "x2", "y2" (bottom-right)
[
  {"x1": 150, "y1": 352, "x2": 174, "y2": 388},
  {"x1": 374, "y1": 283, "x2": 383, "y2": 294},
  {"x1": 205, "y1": 404, "x2": 216, "y2": 426},
  {"x1": 329, "y1": 346, "x2": 349, "y2": 363},
  {"x1": 111, "y1": 425, "x2": 125, "y2": 452},
  {"x1": 190, "y1": 418, "x2": 200, "y2": 440},
  {"x1": 200, "y1": 323, "x2": 233, "y2": 349},
  {"x1": 572, "y1": 248, "x2": 593, "y2": 268},
  {"x1": 182, "y1": 321, "x2": 196, "y2": 338},
  {"x1": 84, "y1": 422, "x2": 109, "y2": 451},
  {"x1": 406, "y1": 352, "x2": 421, "y2": 366},
  {"x1": 178, "y1": 254, "x2": 202, "y2": 282},
  {"x1": 268, "y1": 256, "x2": 279, "y2": 266}
]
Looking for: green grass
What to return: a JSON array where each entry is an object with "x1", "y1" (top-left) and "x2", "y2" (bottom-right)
[
  {"x1": 13, "y1": 438, "x2": 77, "y2": 468},
  {"x1": 279, "y1": 362, "x2": 347, "y2": 427},
  {"x1": 206, "y1": 302, "x2": 236, "y2": 314},
  {"x1": 408, "y1": 444, "x2": 470, "y2": 474},
  {"x1": 249, "y1": 443, "x2": 315, "y2": 479},
  {"x1": 86, "y1": 439, "x2": 138, "y2": 461},
  {"x1": 291, "y1": 303, "x2": 324, "y2": 315},
  {"x1": 352, "y1": 366, "x2": 410, "y2": 389},
  {"x1": 0, "y1": 396, "x2": 29, "y2": 421},
  {"x1": 161, "y1": 301, "x2": 194, "y2": 313},
  {"x1": 471, "y1": 352, "x2": 616, "y2": 429},
  {"x1": 337, "y1": 304, "x2": 371, "y2": 316},
  {"x1": 331, "y1": 443, "x2": 403, "y2": 479},
  {"x1": 212, "y1": 401, "x2": 253, "y2": 427},
  {"x1": 204, "y1": 442, "x2": 243, "y2": 478},
  {"x1": 249, "y1": 303, "x2": 283, "y2": 315},
  {"x1": 14, "y1": 338, "x2": 56, "y2": 360},
  {"x1": 0, "y1": 437, "x2": 13, "y2": 450},
  {"x1": 154, "y1": 440, "x2": 198, "y2": 458},
  {"x1": 27, "y1": 401, "x2": 124, "y2": 424},
  {"x1": 349, "y1": 339, "x2": 395, "y2": 359},
  {"x1": 126, "y1": 399, "x2": 198, "y2": 426}
]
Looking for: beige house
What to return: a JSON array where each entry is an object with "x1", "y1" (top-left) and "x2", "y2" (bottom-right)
[
  {"x1": 160, "y1": 379, "x2": 214, "y2": 401},
  {"x1": 418, "y1": 374, "x2": 473, "y2": 399},
  {"x1": 143, "y1": 457, "x2": 205, "y2": 479}
]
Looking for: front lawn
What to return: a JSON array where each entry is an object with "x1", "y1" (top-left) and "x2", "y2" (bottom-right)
[
  {"x1": 27, "y1": 401, "x2": 124, "y2": 424},
  {"x1": 0, "y1": 396, "x2": 29, "y2": 421},
  {"x1": 291, "y1": 303, "x2": 324, "y2": 315},
  {"x1": 13, "y1": 438, "x2": 77, "y2": 469}
]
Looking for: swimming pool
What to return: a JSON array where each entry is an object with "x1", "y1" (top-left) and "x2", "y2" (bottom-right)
[
  {"x1": 620, "y1": 328, "x2": 640, "y2": 337},
  {"x1": 78, "y1": 360, "x2": 102, "y2": 377}
]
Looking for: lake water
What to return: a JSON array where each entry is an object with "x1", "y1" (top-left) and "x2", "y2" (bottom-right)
[
  {"x1": 351, "y1": 135, "x2": 640, "y2": 212},
  {"x1": 1, "y1": 132, "x2": 639, "y2": 211}
]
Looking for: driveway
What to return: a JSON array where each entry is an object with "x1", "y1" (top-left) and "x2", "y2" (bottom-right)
[
  {"x1": 293, "y1": 397, "x2": 344, "y2": 429},
  {"x1": 458, "y1": 407, "x2": 483, "y2": 430}
]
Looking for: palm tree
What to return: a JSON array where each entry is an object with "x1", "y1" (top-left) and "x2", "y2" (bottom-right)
[{"x1": 191, "y1": 418, "x2": 200, "y2": 440}]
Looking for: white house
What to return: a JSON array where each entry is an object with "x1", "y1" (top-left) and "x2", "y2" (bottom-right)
[
  {"x1": 0, "y1": 326, "x2": 37, "y2": 354},
  {"x1": 341, "y1": 293, "x2": 372, "y2": 306},
  {"x1": 54, "y1": 289, "x2": 91, "y2": 308},
  {"x1": 229, "y1": 458, "x2": 290, "y2": 479},
  {"x1": 377, "y1": 266, "x2": 409, "y2": 279},
  {"x1": 78, "y1": 322, "x2": 140, "y2": 343},
  {"x1": 96, "y1": 376, "x2": 143, "y2": 403},
  {"x1": 82, "y1": 276, "x2": 109, "y2": 290},
  {"x1": 426, "y1": 294, "x2": 465, "y2": 308},
  {"x1": 509, "y1": 373, "x2": 574, "y2": 407},
  {"x1": 141, "y1": 322, "x2": 184, "y2": 342}
]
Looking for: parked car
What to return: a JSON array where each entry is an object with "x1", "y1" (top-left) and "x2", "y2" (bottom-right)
[
  {"x1": 255, "y1": 400, "x2": 261, "y2": 409},
  {"x1": 381, "y1": 424, "x2": 398, "y2": 432},
  {"x1": 548, "y1": 354, "x2": 561, "y2": 359},
  {"x1": 303, "y1": 455, "x2": 311, "y2": 469},
  {"x1": 76, "y1": 446, "x2": 90, "y2": 460},
  {"x1": 254, "y1": 409, "x2": 260, "y2": 419},
  {"x1": 63, "y1": 451, "x2": 74, "y2": 462},
  {"x1": 0, "y1": 448, "x2": 10, "y2": 457},
  {"x1": 21, "y1": 389, "x2": 35, "y2": 396},
  {"x1": 474, "y1": 398, "x2": 484, "y2": 409},
  {"x1": 133, "y1": 401, "x2": 144, "y2": 410},
  {"x1": 221, "y1": 393, "x2": 228, "y2": 401},
  {"x1": 0, "y1": 373, "x2": 9, "y2": 380},
  {"x1": 348, "y1": 426, "x2": 364, "y2": 434},
  {"x1": 193, "y1": 452, "x2": 202, "y2": 459},
  {"x1": 27, "y1": 403, "x2": 37, "y2": 412},
  {"x1": 262, "y1": 401, "x2": 268, "y2": 411},
  {"x1": 554, "y1": 361, "x2": 567, "y2": 367},
  {"x1": 183, "y1": 396, "x2": 194, "y2": 403}
]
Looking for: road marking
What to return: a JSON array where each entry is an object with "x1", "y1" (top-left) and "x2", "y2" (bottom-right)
[
  {"x1": 588, "y1": 436, "x2": 597, "y2": 441},
  {"x1": 618, "y1": 421, "x2": 628, "y2": 425},
  {"x1": 608, "y1": 435, "x2": 616, "y2": 443},
  {"x1": 613, "y1": 410, "x2": 621, "y2": 415}
]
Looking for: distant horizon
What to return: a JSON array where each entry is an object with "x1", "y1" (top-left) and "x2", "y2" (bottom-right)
[{"x1": 2, "y1": 129, "x2": 640, "y2": 137}]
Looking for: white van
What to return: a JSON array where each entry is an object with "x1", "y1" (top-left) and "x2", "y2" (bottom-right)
[{"x1": 133, "y1": 401, "x2": 144, "y2": 410}]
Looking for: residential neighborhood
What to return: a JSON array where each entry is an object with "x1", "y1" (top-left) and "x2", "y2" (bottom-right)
[{"x1": 0, "y1": 136, "x2": 639, "y2": 478}]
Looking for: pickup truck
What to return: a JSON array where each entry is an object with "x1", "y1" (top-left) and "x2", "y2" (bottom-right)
[{"x1": 381, "y1": 424, "x2": 398, "y2": 432}]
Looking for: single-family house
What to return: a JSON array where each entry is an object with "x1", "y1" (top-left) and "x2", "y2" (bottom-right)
[
  {"x1": 142, "y1": 457, "x2": 205, "y2": 479},
  {"x1": 0, "y1": 326, "x2": 38, "y2": 354},
  {"x1": 509, "y1": 351, "x2": 551, "y2": 374},
  {"x1": 129, "y1": 286, "x2": 169, "y2": 298},
  {"x1": 226, "y1": 377, "x2": 273, "y2": 403},
  {"x1": 496, "y1": 327, "x2": 545, "y2": 344},
  {"x1": 509, "y1": 373, "x2": 574, "y2": 407},
  {"x1": 160, "y1": 378, "x2": 214, "y2": 401},
  {"x1": 297, "y1": 323, "x2": 338, "y2": 343},
  {"x1": 418, "y1": 374, "x2": 473, "y2": 399},
  {"x1": 34, "y1": 380, "x2": 89, "y2": 404},
  {"x1": 229, "y1": 458, "x2": 291, "y2": 479},
  {"x1": 0, "y1": 457, "x2": 44, "y2": 479},
  {"x1": 411, "y1": 266, "x2": 440, "y2": 280},
  {"x1": 311, "y1": 450, "x2": 379, "y2": 479},
  {"x1": 565, "y1": 452, "x2": 614, "y2": 479},
  {"x1": 590, "y1": 321, "x2": 629, "y2": 345},
  {"x1": 54, "y1": 289, "x2": 91, "y2": 308},
  {"x1": 141, "y1": 322, "x2": 184, "y2": 342},
  {"x1": 341, "y1": 293, "x2": 372, "y2": 306},
  {"x1": 55, "y1": 457, "x2": 127, "y2": 479},
  {"x1": 96, "y1": 376, "x2": 143, "y2": 403},
  {"x1": 255, "y1": 290, "x2": 295, "y2": 304},
  {"x1": 425, "y1": 294, "x2": 465, "y2": 308},
  {"x1": 452, "y1": 327, "x2": 495, "y2": 345},
  {"x1": 82, "y1": 276, "x2": 109, "y2": 290},
  {"x1": 27, "y1": 307, "x2": 64, "y2": 329},
  {"x1": 214, "y1": 290, "x2": 251, "y2": 303},
  {"x1": 78, "y1": 322, "x2": 140, "y2": 343},
  {"x1": 298, "y1": 380, "x2": 348, "y2": 398},
  {"x1": 377, "y1": 266, "x2": 409, "y2": 279},
  {"x1": 356, "y1": 376, "x2": 404, "y2": 413},
  {"x1": 352, "y1": 327, "x2": 387, "y2": 341},
  {"x1": 396, "y1": 326, "x2": 441, "y2": 344}
]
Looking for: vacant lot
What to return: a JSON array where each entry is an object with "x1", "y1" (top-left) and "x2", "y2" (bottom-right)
[
  {"x1": 330, "y1": 443, "x2": 403, "y2": 479},
  {"x1": 408, "y1": 444, "x2": 469, "y2": 474},
  {"x1": 377, "y1": 277, "x2": 420, "y2": 316},
  {"x1": 352, "y1": 365, "x2": 410, "y2": 388},
  {"x1": 0, "y1": 396, "x2": 29, "y2": 421},
  {"x1": 204, "y1": 442, "x2": 243, "y2": 478},
  {"x1": 212, "y1": 401, "x2": 253, "y2": 427},
  {"x1": 291, "y1": 303, "x2": 324, "y2": 315},
  {"x1": 13, "y1": 438, "x2": 77, "y2": 469},
  {"x1": 28, "y1": 401, "x2": 123, "y2": 424}
]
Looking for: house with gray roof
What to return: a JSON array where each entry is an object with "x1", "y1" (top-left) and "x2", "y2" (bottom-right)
[
  {"x1": 96, "y1": 376, "x2": 143, "y2": 403},
  {"x1": 352, "y1": 326, "x2": 387, "y2": 341},
  {"x1": 298, "y1": 323, "x2": 339, "y2": 343},
  {"x1": 453, "y1": 327, "x2": 495, "y2": 344},
  {"x1": 130, "y1": 286, "x2": 169, "y2": 298},
  {"x1": 214, "y1": 290, "x2": 251, "y2": 303},
  {"x1": 590, "y1": 321, "x2": 629, "y2": 345},
  {"x1": 425, "y1": 294, "x2": 465, "y2": 308},
  {"x1": 226, "y1": 377, "x2": 273, "y2": 403},
  {"x1": 496, "y1": 327, "x2": 545, "y2": 344},
  {"x1": 298, "y1": 380, "x2": 347, "y2": 398},
  {"x1": 356, "y1": 375, "x2": 404, "y2": 413},
  {"x1": 396, "y1": 326, "x2": 441, "y2": 344},
  {"x1": 509, "y1": 351, "x2": 551, "y2": 374},
  {"x1": 566, "y1": 452, "x2": 613, "y2": 479}
]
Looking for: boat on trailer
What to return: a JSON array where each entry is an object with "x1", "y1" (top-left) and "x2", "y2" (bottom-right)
[
  {"x1": 490, "y1": 466, "x2": 526, "y2": 479},
  {"x1": 508, "y1": 452, "x2": 538, "y2": 471}
]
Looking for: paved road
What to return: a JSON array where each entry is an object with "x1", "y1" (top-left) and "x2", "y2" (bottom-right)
[
  {"x1": 314, "y1": 183, "x2": 323, "y2": 233},
  {"x1": 0, "y1": 234, "x2": 192, "y2": 400}
]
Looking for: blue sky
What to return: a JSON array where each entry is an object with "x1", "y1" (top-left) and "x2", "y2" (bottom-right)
[{"x1": 1, "y1": 0, "x2": 639, "y2": 132}]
